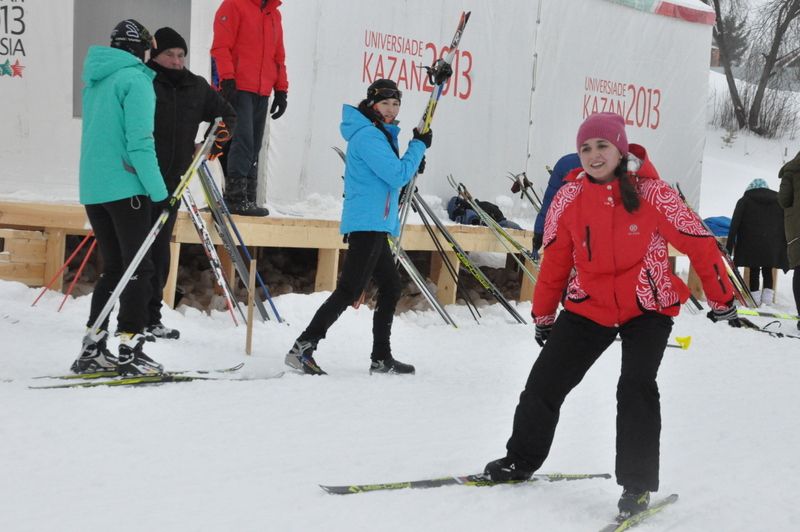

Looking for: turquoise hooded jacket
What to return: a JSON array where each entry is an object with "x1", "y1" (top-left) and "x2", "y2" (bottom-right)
[
  {"x1": 339, "y1": 105, "x2": 426, "y2": 237},
  {"x1": 79, "y1": 46, "x2": 167, "y2": 205}
]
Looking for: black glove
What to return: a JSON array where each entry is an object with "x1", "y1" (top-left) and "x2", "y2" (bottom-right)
[
  {"x1": 270, "y1": 90, "x2": 287, "y2": 119},
  {"x1": 209, "y1": 120, "x2": 231, "y2": 160},
  {"x1": 706, "y1": 305, "x2": 742, "y2": 328},
  {"x1": 413, "y1": 127, "x2": 433, "y2": 148},
  {"x1": 532, "y1": 232, "x2": 543, "y2": 252},
  {"x1": 220, "y1": 79, "x2": 237, "y2": 102},
  {"x1": 417, "y1": 156, "x2": 426, "y2": 175},
  {"x1": 154, "y1": 196, "x2": 180, "y2": 217},
  {"x1": 535, "y1": 323, "x2": 552, "y2": 347},
  {"x1": 431, "y1": 59, "x2": 454, "y2": 85}
]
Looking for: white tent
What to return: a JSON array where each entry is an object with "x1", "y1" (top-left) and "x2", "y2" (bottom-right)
[{"x1": 0, "y1": 0, "x2": 714, "y2": 211}]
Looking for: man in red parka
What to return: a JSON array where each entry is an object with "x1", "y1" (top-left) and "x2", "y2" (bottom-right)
[{"x1": 211, "y1": 0, "x2": 288, "y2": 216}]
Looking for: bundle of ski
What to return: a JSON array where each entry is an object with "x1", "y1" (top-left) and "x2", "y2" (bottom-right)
[
  {"x1": 320, "y1": 471, "x2": 610, "y2": 495},
  {"x1": 448, "y1": 175, "x2": 539, "y2": 283},
  {"x1": 411, "y1": 193, "x2": 526, "y2": 324},
  {"x1": 31, "y1": 366, "x2": 284, "y2": 389},
  {"x1": 396, "y1": 11, "x2": 471, "y2": 248},
  {"x1": 197, "y1": 160, "x2": 283, "y2": 322},
  {"x1": 598, "y1": 493, "x2": 679, "y2": 532},
  {"x1": 35, "y1": 363, "x2": 245, "y2": 380},
  {"x1": 182, "y1": 187, "x2": 246, "y2": 324}
]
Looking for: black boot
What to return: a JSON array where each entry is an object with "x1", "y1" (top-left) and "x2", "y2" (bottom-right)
[
  {"x1": 369, "y1": 356, "x2": 415, "y2": 374},
  {"x1": 617, "y1": 487, "x2": 650, "y2": 517},
  {"x1": 243, "y1": 177, "x2": 269, "y2": 216},
  {"x1": 483, "y1": 455, "x2": 535, "y2": 481}
]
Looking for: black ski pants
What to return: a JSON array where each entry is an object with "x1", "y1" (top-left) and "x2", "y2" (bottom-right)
[
  {"x1": 85, "y1": 196, "x2": 154, "y2": 334},
  {"x1": 298, "y1": 231, "x2": 401, "y2": 360},
  {"x1": 225, "y1": 90, "x2": 269, "y2": 201},
  {"x1": 506, "y1": 310, "x2": 672, "y2": 491},
  {"x1": 147, "y1": 203, "x2": 179, "y2": 326}
]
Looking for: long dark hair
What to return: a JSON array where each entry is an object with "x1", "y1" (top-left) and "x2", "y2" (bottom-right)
[{"x1": 615, "y1": 156, "x2": 640, "y2": 213}]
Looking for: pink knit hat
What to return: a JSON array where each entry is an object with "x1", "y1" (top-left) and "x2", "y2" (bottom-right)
[{"x1": 576, "y1": 112, "x2": 628, "y2": 155}]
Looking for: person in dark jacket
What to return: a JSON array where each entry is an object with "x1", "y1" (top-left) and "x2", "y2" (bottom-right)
[
  {"x1": 532, "y1": 153, "x2": 581, "y2": 255},
  {"x1": 72, "y1": 20, "x2": 166, "y2": 376},
  {"x1": 482, "y1": 113, "x2": 739, "y2": 518},
  {"x1": 726, "y1": 179, "x2": 788, "y2": 306},
  {"x1": 778, "y1": 153, "x2": 800, "y2": 328},
  {"x1": 283, "y1": 79, "x2": 431, "y2": 376},
  {"x1": 212, "y1": 0, "x2": 288, "y2": 216},
  {"x1": 145, "y1": 27, "x2": 236, "y2": 340}
]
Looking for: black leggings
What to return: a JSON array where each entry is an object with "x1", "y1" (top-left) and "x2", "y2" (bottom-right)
[
  {"x1": 506, "y1": 310, "x2": 672, "y2": 491},
  {"x1": 748, "y1": 267, "x2": 773, "y2": 291},
  {"x1": 297, "y1": 231, "x2": 402, "y2": 360},
  {"x1": 794, "y1": 267, "x2": 800, "y2": 314},
  {"x1": 85, "y1": 197, "x2": 154, "y2": 334}
]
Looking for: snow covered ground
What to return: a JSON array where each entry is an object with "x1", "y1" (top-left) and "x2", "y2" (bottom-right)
[{"x1": 3, "y1": 74, "x2": 800, "y2": 530}]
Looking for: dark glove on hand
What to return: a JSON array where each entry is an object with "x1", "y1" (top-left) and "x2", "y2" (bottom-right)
[
  {"x1": 417, "y1": 156, "x2": 426, "y2": 175},
  {"x1": 209, "y1": 120, "x2": 231, "y2": 160},
  {"x1": 706, "y1": 305, "x2": 742, "y2": 328},
  {"x1": 154, "y1": 197, "x2": 180, "y2": 217},
  {"x1": 432, "y1": 61, "x2": 454, "y2": 85},
  {"x1": 413, "y1": 127, "x2": 433, "y2": 148},
  {"x1": 270, "y1": 90, "x2": 287, "y2": 119},
  {"x1": 532, "y1": 232, "x2": 543, "y2": 252},
  {"x1": 220, "y1": 79, "x2": 237, "y2": 102},
  {"x1": 535, "y1": 323, "x2": 552, "y2": 347}
]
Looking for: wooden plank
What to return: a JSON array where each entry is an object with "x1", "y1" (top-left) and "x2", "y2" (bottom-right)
[
  {"x1": 315, "y1": 249, "x2": 340, "y2": 292},
  {"x1": 43, "y1": 229, "x2": 66, "y2": 291},
  {"x1": 519, "y1": 257, "x2": 538, "y2": 302},
  {"x1": 5, "y1": 237, "x2": 47, "y2": 264},
  {"x1": 163, "y1": 241, "x2": 181, "y2": 309},
  {"x1": 0, "y1": 228, "x2": 47, "y2": 240},
  {"x1": 0, "y1": 262, "x2": 45, "y2": 286},
  {"x1": 429, "y1": 251, "x2": 459, "y2": 305},
  {"x1": 687, "y1": 266, "x2": 705, "y2": 301}
]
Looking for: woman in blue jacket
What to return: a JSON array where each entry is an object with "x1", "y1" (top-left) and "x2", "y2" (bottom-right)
[
  {"x1": 285, "y1": 79, "x2": 431, "y2": 375},
  {"x1": 72, "y1": 20, "x2": 167, "y2": 376}
]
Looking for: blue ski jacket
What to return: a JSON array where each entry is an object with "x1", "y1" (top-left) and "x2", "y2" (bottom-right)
[
  {"x1": 534, "y1": 153, "x2": 582, "y2": 235},
  {"x1": 339, "y1": 105, "x2": 426, "y2": 237}
]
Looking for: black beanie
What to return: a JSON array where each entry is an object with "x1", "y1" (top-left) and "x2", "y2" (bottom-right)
[
  {"x1": 110, "y1": 19, "x2": 152, "y2": 61},
  {"x1": 366, "y1": 79, "x2": 402, "y2": 106},
  {"x1": 151, "y1": 27, "x2": 188, "y2": 58}
]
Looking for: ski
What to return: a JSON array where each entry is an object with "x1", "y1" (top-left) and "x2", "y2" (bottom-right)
[
  {"x1": 737, "y1": 308, "x2": 799, "y2": 321},
  {"x1": 598, "y1": 493, "x2": 679, "y2": 532},
  {"x1": 320, "y1": 472, "x2": 611, "y2": 495},
  {"x1": 34, "y1": 362, "x2": 245, "y2": 381},
  {"x1": 30, "y1": 369, "x2": 284, "y2": 389}
]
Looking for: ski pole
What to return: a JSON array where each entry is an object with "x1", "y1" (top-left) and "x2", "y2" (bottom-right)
[
  {"x1": 57, "y1": 238, "x2": 97, "y2": 312},
  {"x1": 31, "y1": 231, "x2": 94, "y2": 306}
]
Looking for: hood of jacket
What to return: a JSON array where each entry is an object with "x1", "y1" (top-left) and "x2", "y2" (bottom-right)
[
  {"x1": 340, "y1": 104, "x2": 400, "y2": 144},
  {"x1": 82, "y1": 45, "x2": 153, "y2": 87},
  {"x1": 743, "y1": 187, "x2": 777, "y2": 205},
  {"x1": 564, "y1": 144, "x2": 659, "y2": 184}
]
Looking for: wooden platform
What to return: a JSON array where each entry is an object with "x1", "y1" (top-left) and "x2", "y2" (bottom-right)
[{"x1": 0, "y1": 200, "x2": 537, "y2": 307}]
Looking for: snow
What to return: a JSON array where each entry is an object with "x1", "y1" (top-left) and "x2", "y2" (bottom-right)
[{"x1": 3, "y1": 71, "x2": 800, "y2": 531}]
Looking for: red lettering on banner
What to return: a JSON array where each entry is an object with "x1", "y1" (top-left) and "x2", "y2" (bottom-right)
[{"x1": 583, "y1": 76, "x2": 663, "y2": 130}]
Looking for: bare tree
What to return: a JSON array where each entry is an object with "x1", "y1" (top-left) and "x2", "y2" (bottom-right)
[{"x1": 706, "y1": 0, "x2": 800, "y2": 136}]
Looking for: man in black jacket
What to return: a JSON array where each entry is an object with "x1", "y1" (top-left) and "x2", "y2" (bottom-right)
[{"x1": 145, "y1": 27, "x2": 237, "y2": 339}]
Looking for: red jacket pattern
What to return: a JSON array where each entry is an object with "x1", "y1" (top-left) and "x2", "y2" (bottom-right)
[
  {"x1": 211, "y1": 0, "x2": 288, "y2": 96},
  {"x1": 532, "y1": 144, "x2": 733, "y2": 328}
]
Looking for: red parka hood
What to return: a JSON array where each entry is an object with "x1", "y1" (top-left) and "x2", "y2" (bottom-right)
[{"x1": 564, "y1": 144, "x2": 660, "y2": 183}]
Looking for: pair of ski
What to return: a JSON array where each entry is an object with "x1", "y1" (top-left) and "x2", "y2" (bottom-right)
[
  {"x1": 321, "y1": 472, "x2": 678, "y2": 531},
  {"x1": 29, "y1": 363, "x2": 284, "y2": 389}
]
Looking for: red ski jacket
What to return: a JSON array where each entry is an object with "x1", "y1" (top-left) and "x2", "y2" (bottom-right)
[
  {"x1": 532, "y1": 144, "x2": 734, "y2": 328},
  {"x1": 211, "y1": 0, "x2": 288, "y2": 96}
]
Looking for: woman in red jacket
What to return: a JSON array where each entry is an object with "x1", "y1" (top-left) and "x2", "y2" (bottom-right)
[{"x1": 483, "y1": 113, "x2": 740, "y2": 517}]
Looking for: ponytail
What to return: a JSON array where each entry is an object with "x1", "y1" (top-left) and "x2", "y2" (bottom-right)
[{"x1": 615, "y1": 156, "x2": 640, "y2": 213}]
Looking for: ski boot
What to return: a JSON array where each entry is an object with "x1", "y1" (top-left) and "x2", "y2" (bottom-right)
[
  {"x1": 483, "y1": 455, "x2": 535, "y2": 482},
  {"x1": 70, "y1": 329, "x2": 117, "y2": 374},
  {"x1": 284, "y1": 340, "x2": 326, "y2": 375},
  {"x1": 145, "y1": 322, "x2": 180, "y2": 340},
  {"x1": 617, "y1": 487, "x2": 650, "y2": 518},
  {"x1": 369, "y1": 356, "x2": 415, "y2": 375},
  {"x1": 116, "y1": 332, "x2": 163, "y2": 376}
]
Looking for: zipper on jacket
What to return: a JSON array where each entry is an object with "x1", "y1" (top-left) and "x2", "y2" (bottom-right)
[
  {"x1": 645, "y1": 268, "x2": 660, "y2": 309},
  {"x1": 713, "y1": 263, "x2": 729, "y2": 295},
  {"x1": 384, "y1": 192, "x2": 391, "y2": 219},
  {"x1": 585, "y1": 226, "x2": 592, "y2": 261}
]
